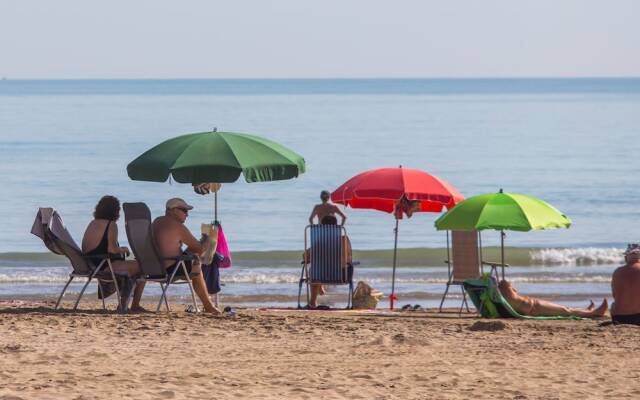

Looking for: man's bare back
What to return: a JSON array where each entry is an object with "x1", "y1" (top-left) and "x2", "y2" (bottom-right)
[{"x1": 611, "y1": 262, "x2": 640, "y2": 316}]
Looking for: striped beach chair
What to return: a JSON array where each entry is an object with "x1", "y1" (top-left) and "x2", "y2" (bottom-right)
[{"x1": 298, "y1": 224, "x2": 354, "y2": 309}]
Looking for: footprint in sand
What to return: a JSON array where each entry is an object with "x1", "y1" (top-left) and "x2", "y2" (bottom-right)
[{"x1": 157, "y1": 390, "x2": 175, "y2": 399}]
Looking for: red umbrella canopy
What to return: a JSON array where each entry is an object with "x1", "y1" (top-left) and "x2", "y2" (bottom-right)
[{"x1": 331, "y1": 167, "x2": 464, "y2": 216}]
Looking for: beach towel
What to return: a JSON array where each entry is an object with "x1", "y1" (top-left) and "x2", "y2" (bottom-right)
[
  {"x1": 202, "y1": 253, "x2": 224, "y2": 294},
  {"x1": 463, "y1": 275, "x2": 587, "y2": 320},
  {"x1": 216, "y1": 224, "x2": 232, "y2": 268}
]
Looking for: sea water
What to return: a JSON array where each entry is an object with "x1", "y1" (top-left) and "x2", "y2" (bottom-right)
[{"x1": 1, "y1": 78, "x2": 639, "y2": 307}]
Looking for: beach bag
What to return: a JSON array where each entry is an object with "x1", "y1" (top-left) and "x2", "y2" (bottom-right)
[
  {"x1": 217, "y1": 224, "x2": 232, "y2": 268},
  {"x1": 200, "y1": 223, "x2": 219, "y2": 265},
  {"x1": 352, "y1": 281, "x2": 384, "y2": 309}
]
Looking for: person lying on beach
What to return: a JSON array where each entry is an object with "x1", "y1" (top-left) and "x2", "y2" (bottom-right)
[
  {"x1": 309, "y1": 190, "x2": 347, "y2": 226},
  {"x1": 498, "y1": 280, "x2": 608, "y2": 318},
  {"x1": 306, "y1": 215, "x2": 353, "y2": 308},
  {"x1": 153, "y1": 198, "x2": 221, "y2": 314},
  {"x1": 82, "y1": 195, "x2": 145, "y2": 311},
  {"x1": 611, "y1": 244, "x2": 640, "y2": 325}
]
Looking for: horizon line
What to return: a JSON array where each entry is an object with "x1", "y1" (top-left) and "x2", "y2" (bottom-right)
[{"x1": 2, "y1": 76, "x2": 640, "y2": 81}]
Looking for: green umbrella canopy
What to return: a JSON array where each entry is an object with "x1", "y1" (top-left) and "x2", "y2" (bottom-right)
[
  {"x1": 434, "y1": 191, "x2": 571, "y2": 232},
  {"x1": 127, "y1": 131, "x2": 306, "y2": 183}
]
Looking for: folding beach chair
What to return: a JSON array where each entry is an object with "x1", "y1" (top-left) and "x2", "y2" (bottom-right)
[
  {"x1": 439, "y1": 230, "x2": 481, "y2": 313},
  {"x1": 122, "y1": 202, "x2": 200, "y2": 314},
  {"x1": 30, "y1": 208, "x2": 125, "y2": 311},
  {"x1": 462, "y1": 275, "x2": 585, "y2": 320},
  {"x1": 439, "y1": 230, "x2": 509, "y2": 313},
  {"x1": 298, "y1": 224, "x2": 354, "y2": 309}
]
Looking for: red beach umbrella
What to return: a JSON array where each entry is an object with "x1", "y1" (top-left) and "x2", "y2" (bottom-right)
[{"x1": 331, "y1": 166, "x2": 464, "y2": 309}]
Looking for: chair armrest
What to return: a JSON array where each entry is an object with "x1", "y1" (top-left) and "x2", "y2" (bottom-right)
[
  {"x1": 482, "y1": 261, "x2": 510, "y2": 268},
  {"x1": 444, "y1": 260, "x2": 451, "y2": 264}
]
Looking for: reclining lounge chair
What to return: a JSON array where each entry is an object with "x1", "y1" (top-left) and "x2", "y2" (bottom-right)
[
  {"x1": 463, "y1": 275, "x2": 585, "y2": 320},
  {"x1": 31, "y1": 207, "x2": 126, "y2": 311}
]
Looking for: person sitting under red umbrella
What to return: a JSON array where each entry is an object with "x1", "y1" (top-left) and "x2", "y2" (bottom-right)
[{"x1": 304, "y1": 215, "x2": 353, "y2": 308}]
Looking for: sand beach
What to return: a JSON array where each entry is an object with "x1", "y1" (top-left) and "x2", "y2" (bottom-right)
[{"x1": 1, "y1": 301, "x2": 640, "y2": 400}]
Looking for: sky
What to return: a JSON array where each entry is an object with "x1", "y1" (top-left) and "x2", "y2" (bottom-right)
[{"x1": 0, "y1": 0, "x2": 639, "y2": 79}]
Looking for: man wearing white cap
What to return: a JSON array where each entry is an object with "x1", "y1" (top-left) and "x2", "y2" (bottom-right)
[
  {"x1": 611, "y1": 244, "x2": 640, "y2": 325},
  {"x1": 153, "y1": 197, "x2": 221, "y2": 314}
]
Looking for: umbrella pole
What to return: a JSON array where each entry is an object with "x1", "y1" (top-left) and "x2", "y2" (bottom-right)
[
  {"x1": 500, "y1": 229, "x2": 505, "y2": 281},
  {"x1": 214, "y1": 190, "x2": 218, "y2": 223},
  {"x1": 390, "y1": 218, "x2": 399, "y2": 310}
]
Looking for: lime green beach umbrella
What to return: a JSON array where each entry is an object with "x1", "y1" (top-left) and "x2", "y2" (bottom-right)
[
  {"x1": 127, "y1": 129, "x2": 306, "y2": 220},
  {"x1": 435, "y1": 189, "x2": 571, "y2": 278}
]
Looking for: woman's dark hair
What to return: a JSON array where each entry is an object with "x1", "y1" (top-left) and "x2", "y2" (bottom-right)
[
  {"x1": 320, "y1": 215, "x2": 337, "y2": 225},
  {"x1": 93, "y1": 195, "x2": 120, "y2": 221}
]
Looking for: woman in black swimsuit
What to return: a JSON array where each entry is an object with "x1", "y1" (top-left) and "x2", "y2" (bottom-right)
[{"x1": 82, "y1": 196, "x2": 145, "y2": 311}]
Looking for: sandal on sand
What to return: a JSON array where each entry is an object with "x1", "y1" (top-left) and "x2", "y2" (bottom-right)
[
  {"x1": 185, "y1": 305, "x2": 199, "y2": 313},
  {"x1": 401, "y1": 304, "x2": 413, "y2": 311},
  {"x1": 412, "y1": 304, "x2": 423, "y2": 311},
  {"x1": 130, "y1": 305, "x2": 149, "y2": 313}
]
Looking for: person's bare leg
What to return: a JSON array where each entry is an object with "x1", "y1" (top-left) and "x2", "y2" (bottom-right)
[
  {"x1": 111, "y1": 260, "x2": 141, "y2": 309},
  {"x1": 130, "y1": 281, "x2": 146, "y2": 309},
  {"x1": 587, "y1": 299, "x2": 595, "y2": 311},
  {"x1": 310, "y1": 284, "x2": 321, "y2": 307},
  {"x1": 570, "y1": 298, "x2": 608, "y2": 318},
  {"x1": 533, "y1": 298, "x2": 608, "y2": 317},
  {"x1": 190, "y1": 271, "x2": 221, "y2": 314}
]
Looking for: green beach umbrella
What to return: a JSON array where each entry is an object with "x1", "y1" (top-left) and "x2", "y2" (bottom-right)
[
  {"x1": 127, "y1": 129, "x2": 306, "y2": 220},
  {"x1": 434, "y1": 189, "x2": 571, "y2": 278}
]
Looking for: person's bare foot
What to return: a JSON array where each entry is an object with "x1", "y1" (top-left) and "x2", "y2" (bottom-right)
[
  {"x1": 591, "y1": 298, "x2": 608, "y2": 317},
  {"x1": 587, "y1": 299, "x2": 595, "y2": 310},
  {"x1": 319, "y1": 285, "x2": 326, "y2": 296},
  {"x1": 130, "y1": 305, "x2": 149, "y2": 313},
  {"x1": 204, "y1": 305, "x2": 222, "y2": 315}
]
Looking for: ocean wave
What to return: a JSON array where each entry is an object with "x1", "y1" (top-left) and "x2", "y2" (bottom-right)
[
  {"x1": 530, "y1": 247, "x2": 623, "y2": 265},
  {"x1": 0, "y1": 273, "x2": 612, "y2": 285}
]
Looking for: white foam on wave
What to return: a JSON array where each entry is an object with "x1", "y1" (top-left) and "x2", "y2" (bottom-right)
[
  {"x1": 530, "y1": 247, "x2": 623, "y2": 265},
  {"x1": 0, "y1": 273, "x2": 612, "y2": 285}
]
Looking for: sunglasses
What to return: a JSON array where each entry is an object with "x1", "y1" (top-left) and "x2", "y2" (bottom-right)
[{"x1": 176, "y1": 208, "x2": 189, "y2": 214}]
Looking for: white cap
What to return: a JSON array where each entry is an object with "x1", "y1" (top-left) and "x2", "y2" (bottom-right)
[{"x1": 166, "y1": 198, "x2": 194, "y2": 210}]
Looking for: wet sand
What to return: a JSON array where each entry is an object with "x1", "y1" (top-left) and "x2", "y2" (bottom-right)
[{"x1": 1, "y1": 301, "x2": 640, "y2": 400}]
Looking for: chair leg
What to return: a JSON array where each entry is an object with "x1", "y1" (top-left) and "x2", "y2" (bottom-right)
[
  {"x1": 297, "y1": 264, "x2": 306, "y2": 309},
  {"x1": 157, "y1": 282, "x2": 171, "y2": 314},
  {"x1": 439, "y1": 283, "x2": 451, "y2": 312},
  {"x1": 347, "y1": 282, "x2": 354, "y2": 310},
  {"x1": 73, "y1": 277, "x2": 93, "y2": 311},
  {"x1": 97, "y1": 281, "x2": 106, "y2": 310},
  {"x1": 458, "y1": 287, "x2": 467, "y2": 316},
  {"x1": 461, "y1": 286, "x2": 470, "y2": 313},
  {"x1": 182, "y1": 263, "x2": 199, "y2": 313},
  {"x1": 106, "y1": 260, "x2": 124, "y2": 312},
  {"x1": 55, "y1": 276, "x2": 74, "y2": 310}
]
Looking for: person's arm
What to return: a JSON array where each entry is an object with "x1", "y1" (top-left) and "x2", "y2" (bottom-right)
[
  {"x1": 308, "y1": 205, "x2": 319, "y2": 225},
  {"x1": 611, "y1": 268, "x2": 620, "y2": 302},
  {"x1": 333, "y1": 205, "x2": 347, "y2": 226},
  {"x1": 343, "y1": 235, "x2": 353, "y2": 265},
  {"x1": 180, "y1": 225, "x2": 205, "y2": 255}
]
